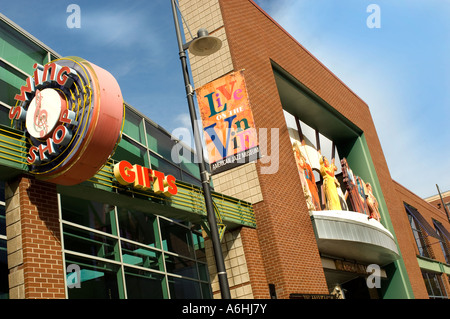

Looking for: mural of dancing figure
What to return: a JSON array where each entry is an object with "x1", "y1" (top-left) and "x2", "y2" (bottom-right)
[
  {"x1": 366, "y1": 183, "x2": 381, "y2": 221},
  {"x1": 293, "y1": 142, "x2": 321, "y2": 211},
  {"x1": 341, "y1": 158, "x2": 367, "y2": 215},
  {"x1": 320, "y1": 156, "x2": 342, "y2": 211}
]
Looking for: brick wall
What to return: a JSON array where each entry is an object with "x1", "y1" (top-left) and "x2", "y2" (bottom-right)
[
  {"x1": 216, "y1": 0, "x2": 354, "y2": 298},
  {"x1": 5, "y1": 176, "x2": 65, "y2": 299},
  {"x1": 393, "y1": 181, "x2": 450, "y2": 298},
  {"x1": 181, "y1": 0, "x2": 421, "y2": 298}
]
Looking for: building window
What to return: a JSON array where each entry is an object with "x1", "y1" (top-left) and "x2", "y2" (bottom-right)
[
  {"x1": 0, "y1": 181, "x2": 7, "y2": 299},
  {"x1": 123, "y1": 107, "x2": 146, "y2": 145},
  {"x1": 404, "y1": 204, "x2": 440, "y2": 259},
  {"x1": 0, "y1": 240, "x2": 7, "y2": 299},
  {"x1": 407, "y1": 213, "x2": 432, "y2": 258},
  {"x1": 422, "y1": 271, "x2": 448, "y2": 299},
  {"x1": 60, "y1": 194, "x2": 211, "y2": 299},
  {"x1": 433, "y1": 220, "x2": 450, "y2": 264}
]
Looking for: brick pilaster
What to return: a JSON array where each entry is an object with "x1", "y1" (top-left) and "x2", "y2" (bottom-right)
[{"x1": 5, "y1": 176, "x2": 65, "y2": 299}]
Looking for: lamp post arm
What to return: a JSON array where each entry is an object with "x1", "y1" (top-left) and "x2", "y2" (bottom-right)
[{"x1": 170, "y1": 0, "x2": 231, "y2": 299}]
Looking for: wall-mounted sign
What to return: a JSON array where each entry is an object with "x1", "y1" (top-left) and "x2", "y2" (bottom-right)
[
  {"x1": 113, "y1": 160, "x2": 178, "y2": 197},
  {"x1": 9, "y1": 57, "x2": 124, "y2": 185},
  {"x1": 196, "y1": 71, "x2": 259, "y2": 174}
]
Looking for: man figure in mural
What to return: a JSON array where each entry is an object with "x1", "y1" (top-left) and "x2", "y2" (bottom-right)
[
  {"x1": 293, "y1": 142, "x2": 321, "y2": 211},
  {"x1": 356, "y1": 176, "x2": 370, "y2": 215},
  {"x1": 366, "y1": 183, "x2": 381, "y2": 221},
  {"x1": 320, "y1": 156, "x2": 342, "y2": 211},
  {"x1": 336, "y1": 182, "x2": 348, "y2": 211},
  {"x1": 341, "y1": 158, "x2": 369, "y2": 215}
]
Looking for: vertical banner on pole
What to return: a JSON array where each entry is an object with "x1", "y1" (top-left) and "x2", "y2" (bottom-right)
[{"x1": 196, "y1": 71, "x2": 260, "y2": 174}]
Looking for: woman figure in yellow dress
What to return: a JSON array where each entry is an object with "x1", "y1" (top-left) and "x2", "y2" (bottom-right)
[{"x1": 320, "y1": 156, "x2": 342, "y2": 211}]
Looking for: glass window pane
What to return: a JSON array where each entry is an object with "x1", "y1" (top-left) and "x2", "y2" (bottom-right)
[
  {"x1": 0, "y1": 63, "x2": 27, "y2": 106},
  {"x1": 117, "y1": 209, "x2": 158, "y2": 248},
  {"x1": 65, "y1": 254, "x2": 121, "y2": 299},
  {"x1": 150, "y1": 153, "x2": 182, "y2": 180},
  {"x1": 63, "y1": 224, "x2": 119, "y2": 261},
  {"x1": 0, "y1": 240, "x2": 8, "y2": 299},
  {"x1": 179, "y1": 146, "x2": 200, "y2": 180},
  {"x1": 181, "y1": 172, "x2": 201, "y2": 188},
  {"x1": 0, "y1": 24, "x2": 47, "y2": 73},
  {"x1": 165, "y1": 254, "x2": 198, "y2": 279},
  {"x1": 146, "y1": 123, "x2": 177, "y2": 162},
  {"x1": 124, "y1": 267, "x2": 165, "y2": 299},
  {"x1": 61, "y1": 195, "x2": 116, "y2": 234},
  {"x1": 113, "y1": 136, "x2": 149, "y2": 167},
  {"x1": 121, "y1": 241, "x2": 162, "y2": 271},
  {"x1": 0, "y1": 206, "x2": 5, "y2": 237},
  {"x1": 123, "y1": 108, "x2": 145, "y2": 144},
  {"x1": 0, "y1": 106, "x2": 10, "y2": 127},
  {"x1": 0, "y1": 181, "x2": 5, "y2": 203},
  {"x1": 192, "y1": 231, "x2": 206, "y2": 261},
  {"x1": 168, "y1": 276, "x2": 202, "y2": 299},
  {"x1": 198, "y1": 263, "x2": 208, "y2": 282},
  {"x1": 160, "y1": 219, "x2": 194, "y2": 259},
  {"x1": 201, "y1": 282, "x2": 212, "y2": 299}
]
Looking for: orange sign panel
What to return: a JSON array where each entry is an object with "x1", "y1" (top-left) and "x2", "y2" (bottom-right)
[{"x1": 196, "y1": 71, "x2": 259, "y2": 174}]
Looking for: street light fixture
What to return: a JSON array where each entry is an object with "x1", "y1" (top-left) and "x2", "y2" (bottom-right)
[
  {"x1": 185, "y1": 28, "x2": 222, "y2": 56},
  {"x1": 170, "y1": 0, "x2": 231, "y2": 299}
]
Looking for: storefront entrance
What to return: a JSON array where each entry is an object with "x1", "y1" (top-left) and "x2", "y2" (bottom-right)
[
  {"x1": 340, "y1": 276, "x2": 379, "y2": 299},
  {"x1": 323, "y1": 259, "x2": 384, "y2": 299}
]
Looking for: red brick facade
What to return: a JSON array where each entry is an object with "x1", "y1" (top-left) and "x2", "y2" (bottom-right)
[
  {"x1": 217, "y1": 0, "x2": 435, "y2": 298},
  {"x1": 393, "y1": 181, "x2": 450, "y2": 298},
  {"x1": 217, "y1": 0, "x2": 347, "y2": 298},
  {"x1": 6, "y1": 176, "x2": 65, "y2": 299},
  {"x1": 3, "y1": 0, "x2": 449, "y2": 300}
]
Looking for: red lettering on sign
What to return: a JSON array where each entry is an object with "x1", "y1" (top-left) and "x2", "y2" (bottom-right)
[
  {"x1": 113, "y1": 160, "x2": 177, "y2": 197},
  {"x1": 8, "y1": 106, "x2": 26, "y2": 121},
  {"x1": 114, "y1": 160, "x2": 135, "y2": 185},
  {"x1": 27, "y1": 146, "x2": 39, "y2": 164}
]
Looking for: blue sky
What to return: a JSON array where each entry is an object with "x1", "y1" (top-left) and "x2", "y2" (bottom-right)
[{"x1": 1, "y1": 0, "x2": 449, "y2": 198}]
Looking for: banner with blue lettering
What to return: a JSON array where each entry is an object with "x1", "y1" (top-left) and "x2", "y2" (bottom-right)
[{"x1": 196, "y1": 71, "x2": 260, "y2": 174}]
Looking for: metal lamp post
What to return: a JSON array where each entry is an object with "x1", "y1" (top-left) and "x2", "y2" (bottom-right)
[{"x1": 170, "y1": 0, "x2": 231, "y2": 299}]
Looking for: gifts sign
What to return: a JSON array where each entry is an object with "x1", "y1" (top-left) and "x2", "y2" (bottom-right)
[{"x1": 196, "y1": 71, "x2": 260, "y2": 174}]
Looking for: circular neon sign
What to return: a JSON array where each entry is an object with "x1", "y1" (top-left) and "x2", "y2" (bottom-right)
[{"x1": 9, "y1": 57, "x2": 124, "y2": 185}]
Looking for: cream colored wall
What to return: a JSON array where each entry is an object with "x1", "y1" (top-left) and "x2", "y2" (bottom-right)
[
  {"x1": 205, "y1": 229, "x2": 254, "y2": 298},
  {"x1": 178, "y1": 0, "x2": 264, "y2": 299},
  {"x1": 178, "y1": 0, "x2": 233, "y2": 87},
  {"x1": 212, "y1": 162, "x2": 263, "y2": 204}
]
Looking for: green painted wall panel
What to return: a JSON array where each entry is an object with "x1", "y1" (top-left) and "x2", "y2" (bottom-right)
[
  {"x1": 0, "y1": 22, "x2": 47, "y2": 74},
  {"x1": 338, "y1": 134, "x2": 414, "y2": 299}
]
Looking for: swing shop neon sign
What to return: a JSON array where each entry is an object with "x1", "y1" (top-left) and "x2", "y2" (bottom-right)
[{"x1": 9, "y1": 57, "x2": 124, "y2": 186}]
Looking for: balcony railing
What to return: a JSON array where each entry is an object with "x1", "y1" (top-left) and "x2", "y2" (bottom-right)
[{"x1": 311, "y1": 210, "x2": 399, "y2": 266}]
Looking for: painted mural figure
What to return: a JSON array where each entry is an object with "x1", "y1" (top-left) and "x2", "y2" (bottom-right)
[
  {"x1": 336, "y1": 182, "x2": 349, "y2": 211},
  {"x1": 341, "y1": 158, "x2": 367, "y2": 215},
  {"x1": 293, "y1": 142, "x2": 321, "y2": 211},
  {"x1": 366, "y1": 183, "x2": 381, "y2": 221},
  {"x1": 356, "y1": 176, "x2": 369, "y2": 215},
  {"x1": 320, "y1": 156, "x2": 342, "y2": 211}
]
